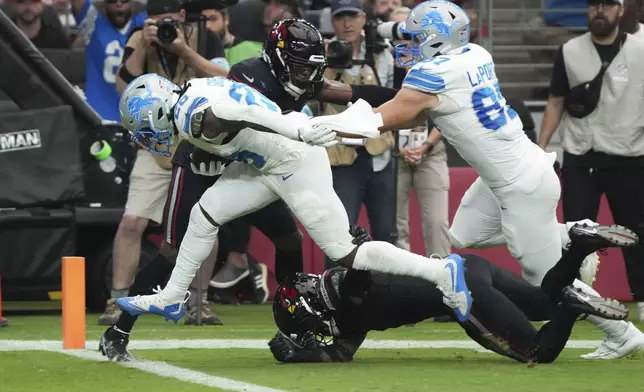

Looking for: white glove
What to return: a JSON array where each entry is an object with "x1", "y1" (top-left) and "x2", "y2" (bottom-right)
[
  {"x1": 189, "y1": 155, "x2": 225, "y2": 176},
  {"x1": 309, "y1": 99, "x2": 382, "y2": 138},
  {"x1": 298, "y1": 124, "x2": 338, "y2": 148}
]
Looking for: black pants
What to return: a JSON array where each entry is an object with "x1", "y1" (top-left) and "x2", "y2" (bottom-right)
[
  {"x1": 461, "y1": 255, "x2": 575, "y2": 363},
  {"x1": 324, "y1": 148, "x2": 397, "y2": 269},
  {"x1": 163, "y1": 165, "x2": 299, "y2": 249},
  {"x1": 359, "y1": 254, "x2": 573, "y2": 363},
  {"x1": 561, "y1": 164, "x2": 644, "y2": 301}
]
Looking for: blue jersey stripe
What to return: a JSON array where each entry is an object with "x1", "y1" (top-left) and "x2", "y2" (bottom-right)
[{"x1": 403, "y1": 68, "x2": 446, "y2": 93}]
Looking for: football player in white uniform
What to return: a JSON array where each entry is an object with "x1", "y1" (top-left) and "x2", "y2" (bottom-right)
[
  {"x1": 115, "y1": 74, "x2": 473, "y2": 323},
  {"x1": 326, "y1": 0, "x2": 643, "y2": 359}
]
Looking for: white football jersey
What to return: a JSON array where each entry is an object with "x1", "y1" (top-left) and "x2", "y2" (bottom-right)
[
  {"x1": 172, "y1": 77, "x2": 309, "y2": 175},
  {"x1": 403, "y1": 44, "x2": 540, "y2": 188}
]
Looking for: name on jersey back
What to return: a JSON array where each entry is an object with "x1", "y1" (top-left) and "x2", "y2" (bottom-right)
[{"x1": 466, "y1": 62, "x2": 497, "y2": 88}]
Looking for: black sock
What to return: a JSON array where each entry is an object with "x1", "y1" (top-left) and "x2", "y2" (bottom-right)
[
  {"x1": 274, "y1": 248, "x2": 303, "y2": 283},
  {"x1": 111, "y1": 253, "x2": 174, "y2": 335},
  {"x1": 541, "y1": 245, "x2": 589, "y2": 304},
  {"x1": 532, "y1": 305, "x2": 578, "y2": 363}
]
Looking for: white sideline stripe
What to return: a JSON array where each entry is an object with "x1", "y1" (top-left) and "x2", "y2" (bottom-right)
[
  {"x1": 0, "y1": 338, "x2": 603, "y2": 351},
  {"x1": 59, "y1": 349, "x2": 288, "y2": 392}
]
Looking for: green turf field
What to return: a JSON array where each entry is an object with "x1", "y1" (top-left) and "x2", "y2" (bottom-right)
[{"x1": 1, "y1": 304, "x2": 643, "y2": 392}]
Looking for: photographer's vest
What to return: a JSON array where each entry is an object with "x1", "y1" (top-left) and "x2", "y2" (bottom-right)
[
  {"x1": 323, "y1": 58, "x2": 395, "y2": 167},
  {"x1": 560, "y1": 33, "x2": 644, "y2": 158},
  {"x1": 128, "y1": 26, "x2": 201, "y2": 169}
]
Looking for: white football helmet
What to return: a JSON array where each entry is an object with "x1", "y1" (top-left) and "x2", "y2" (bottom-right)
[
  {"x1": 395, "y1": 0, "x2": 471, "y2": 66},
  {"x1": 119, "y1": 74, "x2": 180, "y2": 156}
]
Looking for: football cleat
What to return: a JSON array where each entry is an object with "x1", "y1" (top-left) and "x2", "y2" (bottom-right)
[
  {"x1": 433, "y1": 253, "x2": 472, "y2": 323},
  {"x1": 581, "y1": 322, "x2": 644, "y2": 360},
  {"x1": 561, "y1": 285, "x2": 628, "y2": 320},
  {"x1": 569, "y1": 224, "x2": 639, "y2": 252},
  {"x1": 116, "y1": 286, "x2": 188, "y2": 324},
  {"x1": 579, "y1": 251, "x2": 601, "y2": 287},
  {"x1": 99, "y1": 327, "x2": 133, "y2": 362}
]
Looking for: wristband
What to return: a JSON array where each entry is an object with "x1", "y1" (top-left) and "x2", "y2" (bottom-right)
[{"x1": 90, "y1": 140, "x2": 112, "y2": 161}]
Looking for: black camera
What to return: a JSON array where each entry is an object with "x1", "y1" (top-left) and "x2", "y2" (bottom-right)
[
  {"x1": 326, "y1": 20, "x2": 389, "y2": 70},
  {"x1": 156, "y1": 18, "x2": 179, "y2": 44},
  {"x1": 326, "y1": 40, "x2": 354, "y2": 69}
]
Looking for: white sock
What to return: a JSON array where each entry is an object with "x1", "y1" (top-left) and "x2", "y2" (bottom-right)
[
  {"x1": 352, "y1": 241, "x2": 446, "y2": 285},
  {"x1": 573, "y1": 279, "x2": 629, "y2": 337},
  {"x1": 161, "y1": 205, "x2": 219, "y2": 302}
]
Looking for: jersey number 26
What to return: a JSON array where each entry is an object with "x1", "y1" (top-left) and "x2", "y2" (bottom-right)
[
  {"x1": 228, "y1": 82, "x2": 279, "y2": 112},
  {"x1": 472, "y1": 82, "x2": 517, "y2": 131}
]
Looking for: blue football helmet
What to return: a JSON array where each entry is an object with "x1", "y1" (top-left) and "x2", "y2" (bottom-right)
[
  {"x1": 119, "y1": 74, "x2": 180, "y2": 157},
  {"x1": 395, "y1": 0, "x2": 471, "y2": 67}
]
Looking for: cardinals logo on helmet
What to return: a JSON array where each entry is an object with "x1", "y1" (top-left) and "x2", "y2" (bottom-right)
[
  {"x1": 280, "y1": 286, "x2": 297, "y2": 313},
  {"x1": 271, "y1": 22, "x2": 287, "y2": 48}
]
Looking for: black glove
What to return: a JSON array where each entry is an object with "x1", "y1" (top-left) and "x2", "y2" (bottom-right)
[
  {"x1": 268, "y1": 331, "x2": 307, "y2": 363},
  {"x1": 190, "y1": 148, "x2": 225, "y2": 176},
  {"x1": 350, "y1": 224, "x2": 372, "y2": 246}
]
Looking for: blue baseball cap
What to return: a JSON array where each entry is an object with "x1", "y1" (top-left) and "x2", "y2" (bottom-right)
[{"x1": 331, "y1": 0, "x2": 364, "y2": 16}]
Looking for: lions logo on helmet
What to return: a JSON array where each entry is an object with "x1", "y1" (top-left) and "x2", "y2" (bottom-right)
[
  {"x1": 119, "y1": 74, "x2": 179, "y2": 156},
  {"x1": 395, "y1": 0, "x2": 471, "y2": 67},
  {"x1": 421, "y1": 9, "x2": 453, "y2": 39}
]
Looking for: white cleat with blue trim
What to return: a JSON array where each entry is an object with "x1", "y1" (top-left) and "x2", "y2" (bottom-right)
[
  {"x1": 431, "y1": 253, "x2": 472, "y2": 323},
  {"x1": 116, "y1": 286, "x2": 189, "y2": 324}
]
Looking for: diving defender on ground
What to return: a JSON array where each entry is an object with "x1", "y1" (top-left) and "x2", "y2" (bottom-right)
[{"x1": 268, "y1": 224, "x2": 635, "y2": 364}]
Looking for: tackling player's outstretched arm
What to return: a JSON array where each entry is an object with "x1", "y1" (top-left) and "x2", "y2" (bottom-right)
[
  {"x1": 374, "y1": 88, "x2": 434, "y2": 132},
  {"x1": 180, "y1": 85, "x2": 336, "y2": 147}
]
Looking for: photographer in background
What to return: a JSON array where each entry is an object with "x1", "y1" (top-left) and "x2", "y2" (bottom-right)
[
  {"x1": 96, "y1": 0, "x2": 229, "y2": 326},
  {"x1": 115, "y1": 0, "x2": 228, "y2": 94},
  {"x1": 321, "y1": 0, "x2": 396, "y2": 269}
]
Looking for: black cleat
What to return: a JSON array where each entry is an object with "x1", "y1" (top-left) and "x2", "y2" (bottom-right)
[
  {"x1": 99, "y1": 327, "x2": 134, "y2": 362},
  {"x1": 561, "y1": 286, "x2": 629, "y2": 320},
  {"x1": 569, "y1": 224, "x2": 639, "y2": 252}
]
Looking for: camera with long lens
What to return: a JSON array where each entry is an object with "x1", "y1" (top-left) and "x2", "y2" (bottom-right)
[
  {"x1": 156, "y1": 18, "x2": 179, "y2": 44},
  {"x1": 326, "y1": 20, "x2": 389, "y2": 69}
]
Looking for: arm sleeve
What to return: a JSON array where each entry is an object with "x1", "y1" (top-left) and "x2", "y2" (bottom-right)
[
  {"x1": 350, "y1": 84, "x2": 399, "y2": 107},
  {"x1": 211, "y1": 99, "x2": 303, "y2": 140},
  {"x1": 549, "y1": 46, "x2": 570, "y2": 97}
]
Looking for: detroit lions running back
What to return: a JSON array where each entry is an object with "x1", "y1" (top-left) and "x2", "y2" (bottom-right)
[
  {"x1": 338, "y1": 0, "x2": 644, "y2": 359},
  {"x1": 115, "y1": 74, "x2": 472, "y2": 323}
]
